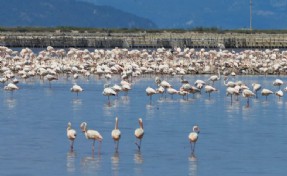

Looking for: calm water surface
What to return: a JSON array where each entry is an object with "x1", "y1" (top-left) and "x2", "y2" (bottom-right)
[{"x1": 0, "y1": 74, "x2": 287, "y2": 176}]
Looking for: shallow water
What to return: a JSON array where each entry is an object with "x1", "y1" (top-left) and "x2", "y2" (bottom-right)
[{"x1": 0, "y1": 74, "x2": 287, "y2": 176}]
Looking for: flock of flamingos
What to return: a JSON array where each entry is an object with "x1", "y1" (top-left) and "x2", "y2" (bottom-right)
[{"x1": 0, "y1": 45, "x2": 287, "y2": 155}]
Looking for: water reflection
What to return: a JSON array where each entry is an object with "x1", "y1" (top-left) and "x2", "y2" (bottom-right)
[
  {"x1": 111, "y1": 152, "x2": 120, "y2": 176},
  {"x1": 81, "y1": 154, "x2": 101, "y2": 174},
  {"x1": 5, "y1": 98, "x2": 17, "y2": 110},
  {"x1": 72, "y1": 98, "x2": 82, "y2": 110},
  {"x1": 66, "y1": 151, "x2": 76, "y2": 173},
  {"x1": 134, "y1": 151, "x2": 143, "y2": 164},
  {"x1": 120, "y1": 96, "x2": 130, "y2": 105},
  {"x1": 188, "y1": 154, "x2": 198, "y2": 176},
  {"x1": 134, "y1": 151, "x2": 143, "y2": 175},
  {"x1": 204, "y1": 99, "x2": 215, "y2": 105}
]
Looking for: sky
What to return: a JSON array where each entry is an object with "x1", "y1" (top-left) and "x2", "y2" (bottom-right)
[{"x1": 80, "y1": 0, "x2": 287, "y2": 29}]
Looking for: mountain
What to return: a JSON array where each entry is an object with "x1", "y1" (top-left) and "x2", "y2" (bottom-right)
[
  {"x1": 0, "y1": 0, "x2": 157, "y2": 29},
  {"x1": 82, "y1": 0, "x2": 287, "y2": 29}
]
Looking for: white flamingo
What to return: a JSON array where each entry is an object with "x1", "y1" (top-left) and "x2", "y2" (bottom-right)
[
  {"x1": 188, "y1": 125, "x2": 200, "y2": 154},
  {"x1": 273, "y1": 79, "x2": 283, "y2": 89},
  {"x1": 226, "y1": 87, "x2": 240, "y2": 105},
  {"x1": 45, "y1": 74, "x2": 58, "y2": 88},
  {"x1": 67, "y1": 122, "x2": 77, "y2": 151},
  {"x1": 252, "y1": 83, "x2": 261, "y2": 98},
  {"x1": 204, "y1": 85, "x2": 217, "y2": 99},
  {"x1": 4, "y1": 83, "x2": 19, "y2": 96},
  {"x1": 242, "y1": 89, "x2": 255, "y2": 107},
  {"x1": 208, "y1": 69, "x2": 221, "y2": 85},
  {"x1": 146, "y1": 86, "x2": 157, "y2": 104},
  {"x1": 261, "y1": 88, "x2": 273, "y2": 100},
  {"x1": 167, "y1": 87, "x2": 179, "y2": 99},
  {"x1": 135, "y1": 118, "x2": 144, "y2": 151},
  {"x1": 70, "y1": 83, "x2": 84, "y2": 97},
  {"x1": 275, "y1": 90, "x2": 284, "y2": 100},
  {"x1": 80, "y1": 122, "x2": 103, "y2": 154},
  {"x1": 111, "y1": 117, "x2": 121, "y2": 152},
  {"x1": 103, "y1": 84, "x2": 117, "y2": 105}
]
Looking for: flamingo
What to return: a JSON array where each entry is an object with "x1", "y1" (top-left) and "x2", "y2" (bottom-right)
[
  {"x1": 223, "y1": 77, "x2": 236, "y2": 87},
  {"x1": 70, "y1": 83, "x2": 84, "y2": 97},
  {"x1": 156, "y1": 86, "x2": 165, "y2": 98},
  {"x1": 167, "y1": 87, "x2": 179, "y2": 99},
  {"x1": 242, "y1": 89, "x2": 255, "y2": 107},
  {"x1": 189, "y1": 125, "x2": 200, "y2": 154},
  {"x1": 194, "y1": 79, "x2": 206, "y2": 90},
  {"x1": 103, "y1": 84, "x2": 117, "y2": 105},
  {"x1": 135, "y1": 118, "x2": 144, "y2": 151},
  {"x1": 226, "y1": 87, "x2": 240, "y2": 105},
  {"x1": 208, "y1": 69, "x2": 221, "y2": 85},
  {"x1": 112, "y1": 84, "x2": 122, "y2": 96},
  {"x1": 204, "y1": 85, "x2": 217, "y2": 99},
  {"x1": 67, "y1": 122, "x2": 76, "y2": 151},
  {"x1": 4, "y1": 83, "x2": 19, "y2": 96},
  {"x1": 273, "y1": 79, "x2": 283, "y2": 89},
  {"x1": 111, "y1": 117, "x2": 121, "y2": 152},
  {"x1": 146, "y1": 86, "x2": 157, "y2": 104},
  {"x1": 45, "y1": 74, "x2": 58, "y2": 88},
  {"x1": 80, "y1": 122, "x2": 103, "y2": 154},
  {"x1": 121, "y1": 83, "x2": 131, "y2": 96},
  {"x1": 275, "y1": 90, "x2": 284, "y2": 100},
  {"x1": 252, "y1": 83, "x2": 261, "y2": 98},
  {"x1": 261, "y1": 88, "x2": 273, "y2": 100}
]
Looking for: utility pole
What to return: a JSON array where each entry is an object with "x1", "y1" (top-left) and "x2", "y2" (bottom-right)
[{"x1": 250, "y1": 0, "x2": 252, "y2": 31}]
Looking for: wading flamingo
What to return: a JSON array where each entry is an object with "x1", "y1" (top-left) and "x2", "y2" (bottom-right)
[
  {"x1": 146, "y1": 86, "x2": 157, "y2": 104},
  {"x1": 189, "y1": 125, "x2": 200, "y2": 154},
  {"x1": 261, "y1": 88, "x2": 273, "y2": 100},
  {"x1": 80, "y1": 122, "x2": 103, "y2": 154},
  {"x1": 70, "y1": 83, "x2": 84, "y2": 97},
  {"x1": 242, "y1": 89, "x2": 255, "y2": 107},
  {"x1": 111, "y1": 117, "x2": 121, "y2": 152},
  {"x1": 252, "y1": 83, "x2": 261, "y2": 99},
  {"x1": 135, "y1": 118, "x2": 144, "y2": 151},
  {"x1": 67, "y1": 122, "x2": 77, "y2": 151}
]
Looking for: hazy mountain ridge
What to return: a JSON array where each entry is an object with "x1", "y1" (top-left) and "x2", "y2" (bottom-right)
[
  {"x1": 82, "y1": 0, "x2": 287, "y2": 29},
  {"x1": 0, "y1": 0, "x2": 157, "y2": 29}
]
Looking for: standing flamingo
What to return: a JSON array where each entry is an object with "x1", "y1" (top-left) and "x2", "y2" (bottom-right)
[
  {"x1": 189, "y1": 125, "x2": 200, "y2": 154},
  {"x1": 103, "y1": 84, "x2": 117, "y2": 105},
  {"x1": 45, "y1": 74, "x2": 58, "y2": 88},
  {"x1": 204, "y1": 85, "x2": 217, "y2": 99},
  {"x1": 111, "y1": 117, "x2": 121, "y2": 152},
  {"x1": 70, "y1": 83, "x2": 84, "y2": 97},
  {"x1": 146, "y1": 86, "x2": 157, "y2": 104},
  {"x1": 4, "y1": 82, "x2": 19, "y2": 96},
  {"x1": 261, "y1": 88, "x2": 273, "y2": 100},
  {"x1": 208, "y1": 69, "x2": 221, "y2": 85},
  {"x1": 273, "y1": 79, "x2": 283, "y2": 89},
  {"x1": 80, "y1": 122, "x2": 103, "y2": 154},
  {"x1": 252, "y1": 83, "x2": 261, "y2": 98},
  {"x1": 135, "y1": 118, "x2": 144, "y2": 151},
  {"x1": 67, "y1": 122, "x2": 77, "y2": 151},
  {"x1": 275, "y1": 90, "x2": 284, "y2": 100},
  {"x1": 226, "y1": 87, "x2": 240, "y2": 105},
  {"x1": 242, "y1": 89, "x2": 255, "y2": 107}
]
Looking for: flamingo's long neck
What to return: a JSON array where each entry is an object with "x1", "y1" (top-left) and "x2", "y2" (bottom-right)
[
  {"x1": 139, "y1": 121, "x2": 143, "y2": 129},
  {"x1": 115, "y1": 118, "x2": 119, "y2": 130}
]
